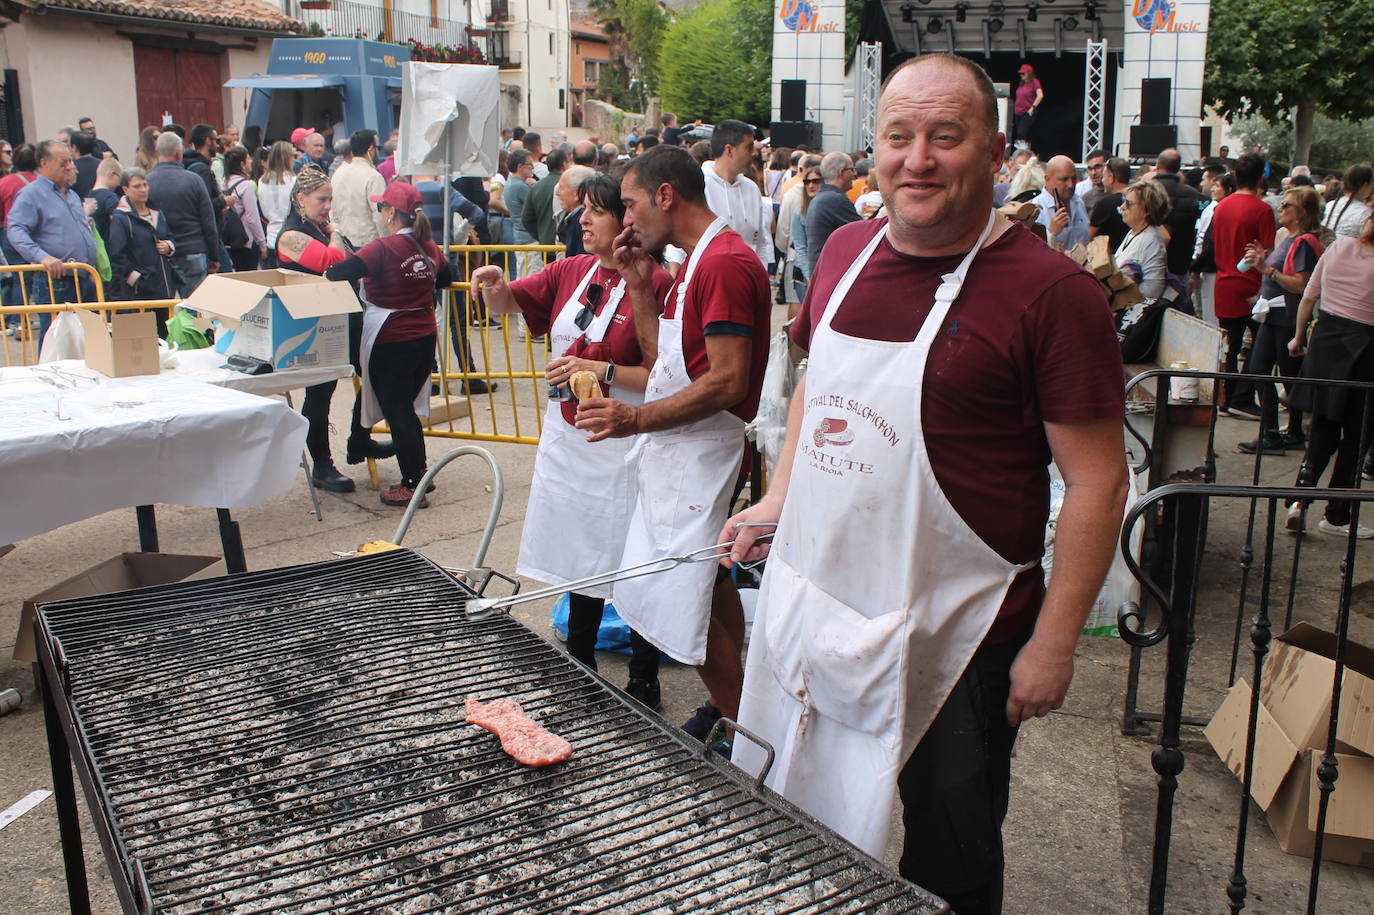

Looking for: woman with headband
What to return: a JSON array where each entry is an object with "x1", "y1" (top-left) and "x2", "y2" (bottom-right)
[
  {"x1": 325, "y1": 181, "x2": 450, "y2": 507},
  {"x1": 276, "y1": 166, "x2": 393, "y2": 494}
]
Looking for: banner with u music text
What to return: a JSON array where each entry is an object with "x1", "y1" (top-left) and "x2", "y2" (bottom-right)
[
  {"x1": 1117, "y1": 0, "x2": 1211, "y2": 161},
  {"x1": 770, "y1": 0, "x2": 847, "y2": 153}
]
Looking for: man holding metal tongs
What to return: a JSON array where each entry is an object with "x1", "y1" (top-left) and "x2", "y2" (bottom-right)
[
  {"x1": 721, "y1": 55, "x2": 1129, "y2": 915},
  {"x1": 574, "y1": 145, "x2": 772, "y2": 755}
]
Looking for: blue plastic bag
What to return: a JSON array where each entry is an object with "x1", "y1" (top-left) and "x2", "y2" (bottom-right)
[{"x1": 550, "y1": 593, "x2": 633, "y2": 653}]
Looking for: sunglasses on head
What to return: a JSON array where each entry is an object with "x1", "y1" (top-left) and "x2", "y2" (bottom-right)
[{"x1": 575, "y1": 283, "x2": 604, "y2": 331}]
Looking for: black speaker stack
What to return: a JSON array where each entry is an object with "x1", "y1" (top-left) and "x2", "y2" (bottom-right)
[
  {"x1": 1128, "y1": 77, "x2": 1176, "y2": 157},
  {"x1": 771, "y1": 79, "x2": 824, "y2": 151}
]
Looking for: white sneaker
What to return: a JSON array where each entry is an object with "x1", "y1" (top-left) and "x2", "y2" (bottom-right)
[
  {"x1": 1317, "y1": 519, "x2": 1374, "y2": 540},
  {"x1": 1285, "y1": 502, "x2": 1305, "y2": 533}
]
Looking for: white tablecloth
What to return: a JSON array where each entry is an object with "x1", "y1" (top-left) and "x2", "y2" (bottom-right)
[{"x1": 0, "y1": 366, "x2": 309, "y2": 544}]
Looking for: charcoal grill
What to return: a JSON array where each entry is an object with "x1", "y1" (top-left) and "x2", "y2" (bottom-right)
[{"x1": 36, "y1": 548, "x2": 947, "y2": 914}]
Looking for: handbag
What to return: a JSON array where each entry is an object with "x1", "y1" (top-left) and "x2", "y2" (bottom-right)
[{"x1": 221, "y1": 177, "x2": 251, "y2": 249}]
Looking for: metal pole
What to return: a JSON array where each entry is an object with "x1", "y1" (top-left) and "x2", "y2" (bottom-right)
[{"x1": 440, "y1": 127, "x2": 453, "y2": 391}]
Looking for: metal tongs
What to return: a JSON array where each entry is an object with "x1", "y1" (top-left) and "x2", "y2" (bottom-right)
[{"x1": 463, "y1": 523, "x2": 776, "y2": 620}]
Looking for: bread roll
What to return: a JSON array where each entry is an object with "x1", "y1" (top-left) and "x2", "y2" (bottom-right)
[{"x1": 569, "y1": 370, "x2": 601, "y2": 401}]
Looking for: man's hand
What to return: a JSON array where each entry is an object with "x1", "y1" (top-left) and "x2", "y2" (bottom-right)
[
  {"x1": 207, "y1": 261, "x2": 219, "y2": 273},
  {"x1": 1049, "y1": 206, "x2": 1069, "y2": 238},
  {"x1": 471, "y1": 264, "x2": 506, "y2": 295},
  {"x1": 574, "y1": 396, "x2": 639, "y2": 442},
  {"x1": 40, "y1": 255, "x2": 67, "y2": 279},
  {"x1": 611, "y1": 225, "x2": 657, "y2": 290},
  {"x1": 1006, "y1": 635, "x2": 1075, "y2": 725},
  {"x1": 718, "y1": 499, "x2": 783, "y2": 568},
  {"x1": 83, "y1": 199, "x2": 98, "y2": 217}
]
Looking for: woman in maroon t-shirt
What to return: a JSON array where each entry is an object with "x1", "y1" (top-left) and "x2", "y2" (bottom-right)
[
  {"x1": 326, "y1": 181, "x2": 451, "y2": 507},
  {"x1": 471, "y1": 173, "x2": 673, "y2": 704}
]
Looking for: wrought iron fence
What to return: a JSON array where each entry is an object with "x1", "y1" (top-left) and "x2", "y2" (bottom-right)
[{"x1": 1119, "y1": 367, "x2": 1374, "y2": 912}]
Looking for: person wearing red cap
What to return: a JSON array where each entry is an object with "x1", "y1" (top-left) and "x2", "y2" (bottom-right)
[
  {"x1": 324, "y1": 180, "x2": 452, "y2": 507},
  {"x1": 290, "y1": 126, "x2": 311, "y2": 151},
  {"x1": 1013, "y1": 64, "x2": 1043, "y2": 149}
]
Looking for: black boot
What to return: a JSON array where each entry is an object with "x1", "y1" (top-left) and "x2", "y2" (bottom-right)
[
  {"x1": 312, "y1": 463, "x2": 355, "y2": 493},
  {"x1": 346, "y1": 438, "x2": 396, "y2": 465}
]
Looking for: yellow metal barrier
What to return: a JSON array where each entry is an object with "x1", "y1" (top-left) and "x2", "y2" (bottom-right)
[{"x1": 0, "y1": 262, "x2": 109, "y2": 366}]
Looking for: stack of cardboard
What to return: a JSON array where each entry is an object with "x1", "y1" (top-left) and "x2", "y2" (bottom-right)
[
  {"x1": 1206, "y1": 623, "x2": 1374, "y2": 867},
  {"x1": 997, "y1": 201, "x2": 1045, "y2": 242},
  {"x1": 1054, "y1": 235, "x2": 1146, "y2": 311}
]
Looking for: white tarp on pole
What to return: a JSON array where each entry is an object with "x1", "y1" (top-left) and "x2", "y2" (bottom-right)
[{"x1": 397, "y1": 62, "x2": 500, "y2": 178}]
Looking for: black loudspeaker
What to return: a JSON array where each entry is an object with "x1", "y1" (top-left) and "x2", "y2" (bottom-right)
[
  {"x1": 1200, "y1": 125, "x2": 1213, "y2": 158},
  {"x1": 780, "y1": 80, "x2": 807, "y2": 122},
  {"x1": 1140, "y1": 77, "x2": 1171, "y2": 125},
  {"x1": 1130, "y1": 124, "x2": 1178, "y2": 157},
  {"x1": 770, "y1": 121, "x2": 823, "y2": 150}
]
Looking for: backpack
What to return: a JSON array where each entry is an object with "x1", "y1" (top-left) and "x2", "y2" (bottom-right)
[{"x1": 220, "y1": 177, "x2": 251, "y2": 250}]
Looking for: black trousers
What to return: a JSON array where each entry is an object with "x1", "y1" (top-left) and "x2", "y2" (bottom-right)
[
  {"x1": 368, "y1": 333, "x2": 435, "y2": 487},
  {"x1": 228, "y1": 247, "x2": 260, "y2": 271},
  {"x1": 1249, "y1": 319, "x2": 1304, "y2": 434},
  {"x1": 1219, "y1": 314, "x2": 1257, "y2": 407},
  {"x1": 898, "y1": 636, "x2": 1025, "y2": 915},
  {"x1": 301, "y1": 311, "x2": 369, "y2": 465},
  {"x1": 566, "y1": 592, "x2": 661, "y2": 682},
  {"x1": 1296, "y1": 345, "x2": 1374, "y2": 525}
]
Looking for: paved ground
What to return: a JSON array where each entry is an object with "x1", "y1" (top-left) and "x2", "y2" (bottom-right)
[{"x1": 4, "y1": 352, "x2": 1374, "y2": 911}]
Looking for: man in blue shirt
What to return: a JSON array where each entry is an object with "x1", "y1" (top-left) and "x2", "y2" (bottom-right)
[
  {"x1": 147, "y1": 132, "x2": 220, "y2": 296},
  {"x1": 804, "y1": 151, "x2": 861, "y2": 275},
  {"x1": 1034, "y1": 155, "x2": 1090, "y2": 248},
  {"x1": 6, "y1": 138, "x2": 97, "y2": 339}
]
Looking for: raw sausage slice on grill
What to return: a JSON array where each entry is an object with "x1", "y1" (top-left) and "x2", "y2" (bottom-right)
[{"x1": 465, "y1": 697, "x2": 573, "y2": 766}]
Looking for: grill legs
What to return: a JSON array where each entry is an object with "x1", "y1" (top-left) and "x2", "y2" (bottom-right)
[{"x1": 41, "y1": 670, "x2": 92, "y2": 915}]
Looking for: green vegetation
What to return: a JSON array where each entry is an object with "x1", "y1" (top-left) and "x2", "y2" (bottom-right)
[
  {"x1": 658, "y1": 0, "x2": 774, "y2": 127},
  {"x1": 1206, "y1": 0, "x2": 1374, "y2": 166}
]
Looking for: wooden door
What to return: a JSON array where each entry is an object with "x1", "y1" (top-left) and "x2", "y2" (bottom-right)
[{"x1": 133, "y1": 46, "x2": 225, "y2": 131}]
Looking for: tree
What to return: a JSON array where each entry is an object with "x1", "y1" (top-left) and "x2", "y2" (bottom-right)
[
  {"x1": 1229, "y1": 113, "x2": 1374, "y2": 173},
  {"x1": 658, "y1": 0, "x2": 773, "y2": 127},
  {"x1": 1205, "y1": 0, "x2": 1374, "y2": 166},
  {"x1": 587, "y1": 0, "x2": 669, "y2": 96}
]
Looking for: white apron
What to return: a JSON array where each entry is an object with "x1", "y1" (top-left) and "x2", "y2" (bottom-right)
[
  {"x1": 613, "y1": 218, "x2": 746, "y2": 665},
  {"x1": 358, "y1": 233, "x2": 436, "y2": 428},
  {"x1": 518, "y1": 261, "x2": 641, "y2": 597},
  {"x1": 733, "y1": 213, "x2": 1035, "y2": 857}
]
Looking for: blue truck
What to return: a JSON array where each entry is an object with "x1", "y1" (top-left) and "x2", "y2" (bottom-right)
[{"x1": 226, "y1": 38, "x2": 410, "y2": 150}]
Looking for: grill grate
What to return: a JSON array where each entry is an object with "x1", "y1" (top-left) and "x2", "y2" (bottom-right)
[{"x1": 37, "y1": 549, "x2": 945, "y2": 914}]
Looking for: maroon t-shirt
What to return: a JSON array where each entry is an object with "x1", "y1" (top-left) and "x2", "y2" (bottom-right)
[
  {"x1": 792, "y1": 218, "x2": 1125, "y2": 642},
  {"x1": 668, "y1": 229, "x2": 773, "y2": 422},
  {"x1": 510, "y1": 254, "x2": 672, "y2": 425},
  {"x1": 356, "y1": 232, "x2": 443, "y2": 343}
]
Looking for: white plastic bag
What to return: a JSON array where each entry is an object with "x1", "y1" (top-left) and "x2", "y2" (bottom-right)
[
  {"x1": 38, "y1": 311, "x2": 84, "y2": 363},
  {"x1": 745, "y1": 328, "x2": 798, "y2": 465},
  {"x1": 1043, "y1": 464, "x2": 1142, "y2": 638}
]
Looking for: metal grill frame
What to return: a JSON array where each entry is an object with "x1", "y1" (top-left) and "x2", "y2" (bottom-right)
[{"x1": 36, "y1": 549, "x2": 946, "y2": 915}]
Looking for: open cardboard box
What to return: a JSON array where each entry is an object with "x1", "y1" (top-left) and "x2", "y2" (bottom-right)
[
  {"x1": 1206, "y1": 622, "x2": 1374, "y2": 868},
  {"x1": 76, "y1": 309, "x2": 160, "y2": 378},
  {"x1": 14, "y1": 553, "x2": 223, "y2": 662},
  {"x1": 184, "y1": 269, "x2": 360, "y2": 370}
]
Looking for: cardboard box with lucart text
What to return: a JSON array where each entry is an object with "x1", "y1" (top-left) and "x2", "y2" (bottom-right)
[
  {"x1": 14, "y1": 553, "x2": 222, "y2": 662},
  {"x1": 76, "y1": 309, "x2": 160, "y2": 377},
  {"x1": 184, "y1": 269, "x2": 360, "y2": 370}
]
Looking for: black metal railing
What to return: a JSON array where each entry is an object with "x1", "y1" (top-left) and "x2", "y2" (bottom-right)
[{"x1": 1117, "y1": 369, "x2": 1374, "y2": 913}]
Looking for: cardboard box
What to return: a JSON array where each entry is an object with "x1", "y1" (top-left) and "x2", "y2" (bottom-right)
[
  {"x1": 1208, "y1": 672, "x2": 1374, "y2": 867},
  {"x1": 14, "y1": 553, "x2": 222, "y2": 662},
  {"x1": 185, "y1": 269, "x2": 360, "y2": 370},
  {"x1": 425, "y1": 393, "x2": 473, "y2": 428},
  {"x1": 76, "y1": 309, "x2": 160, "y2": 378},
  {"x1": 1087, "y1": 236, "x2": 1114, "y2": 279},
  {"x1": 1260, "y1": 622, "x2": 1374, "y2": 758}
]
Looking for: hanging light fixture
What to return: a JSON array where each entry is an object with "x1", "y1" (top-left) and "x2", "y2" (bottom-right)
[
  {"x1": 927, "y1": 15, "x2": 943, "y2": 32},
  {"x1": 1026, "y1": 2, "x2": 1039, "y2": 21},
  {"x1": 955, "y1": 2, "x2": 969, "y2": 22}
]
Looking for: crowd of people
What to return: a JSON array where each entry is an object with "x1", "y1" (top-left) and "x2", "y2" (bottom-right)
[{"x1": 6, "y1": 56, "x2": 1374, "y2": 914}]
